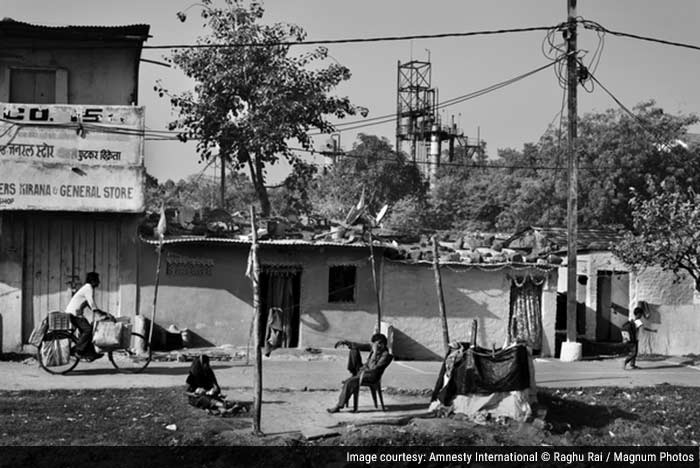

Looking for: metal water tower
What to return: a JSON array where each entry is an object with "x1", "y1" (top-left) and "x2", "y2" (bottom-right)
[
  {"x1": 396, "y1": 58, "x2": 485, "y2": 186},
  {"x1": 396, "y1": 59, "x2": 435, "y2": 167}
]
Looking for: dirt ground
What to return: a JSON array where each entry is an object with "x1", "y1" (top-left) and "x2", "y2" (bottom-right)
[{"x1": 0, "y1": 385, "x2": 698, "y2": 447}]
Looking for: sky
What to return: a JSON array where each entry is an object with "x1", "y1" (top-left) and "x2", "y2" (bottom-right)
[{"x1": 4, "y1": 0, "x2": 700, "y2": 184}]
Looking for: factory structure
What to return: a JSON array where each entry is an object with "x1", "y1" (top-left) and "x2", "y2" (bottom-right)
[{"x1": 395, "y1": 57, "x2": 485, "y2": 186}]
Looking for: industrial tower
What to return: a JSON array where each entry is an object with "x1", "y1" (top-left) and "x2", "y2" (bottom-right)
[{"x1": 396, "y1": 59, "x2": 485, "y2": 186}]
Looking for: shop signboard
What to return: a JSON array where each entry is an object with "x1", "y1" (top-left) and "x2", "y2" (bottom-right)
[{"x1": 0, "y1": 103, "x2": 145, "y2": 212}]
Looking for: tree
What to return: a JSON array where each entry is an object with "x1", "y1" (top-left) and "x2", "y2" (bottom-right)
[
  {"x1": 383, "y1": 195, "x2": 427, "y2": 235},
  {"x1": 272, "y1": 160, "x2": 318, "y2": 217},
  {"x1": 147, "y1": 171, "x2": 257, "y2": 214},
  {"x1": 309, "y1": 134, "x2": 425, "y2": 221},
  {"x1": 157, "y1": 0, "x2": 365, "y2": 216},
  {"x1": 615, "y1": 180, "x2": 700, "y2": 292},
  {"x1": 424, "y1": 101, "x2": 700, "y2": 232}
]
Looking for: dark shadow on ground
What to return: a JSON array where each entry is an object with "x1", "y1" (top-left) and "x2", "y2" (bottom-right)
[
  {"x1": 65, "y1": 363, "x2": 236, "y2": 376},
  {"x1": 539, "y1": 391, "x2": 638, "y2": 434},
  {"x1": 64, "y1": 368, "x2": 121, "y2": 376},
  {"x1": 383, "y1": 403, "x2": 429, "y2": 412},
  {"x1": 537, "y1": 376, "x2": 625, "y2": 384},
  {"x1": 636, "y1": 364, "x2": 684, "y2": 370},
  {"x1": 0, "y1": 352, "x2": 34, "y2": 362}
]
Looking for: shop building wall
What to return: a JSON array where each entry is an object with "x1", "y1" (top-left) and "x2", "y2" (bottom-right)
[
  {"x1": 0, "y1": 212, "x2": 140, "y2": 352},
  {"x1": 0, "y1": 43, "x2": 140, "y2": 105},
  {"x1": 0, "y1": 214, "x2": 24, "y2": 351}
]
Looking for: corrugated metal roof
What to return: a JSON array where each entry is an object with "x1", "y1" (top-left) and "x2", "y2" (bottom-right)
[
  {"x1": 139, "y1": 235, "x2": 386, "y2": 249},
  {"x1": 0, "y1": 18, "x2": 150, "y2": 41},
  {"x1": 386, "y1": 258, "x2": 558, "y2": 271},
  {"x1": 507, "y1": 226, "x2": 622, "y2": 252}
]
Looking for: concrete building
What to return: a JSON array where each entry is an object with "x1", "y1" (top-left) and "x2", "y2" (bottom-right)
[
  {"x1": 563, "y1": 250, "x2": 700, "y2": 357},
  {"x1": 138, "y1": 237, "x2": 384, "y2": 350},
  {"x1": 382, "y1": 259, "x2": 558, "y2": 360},
  {"x1": 508, "y1": 226, "x2": 700, "y2": 356},
  {"x1": 137, "y1": 232, "x2": 558, "y2": 360},
  {"x1": 0, "y1": 19, "x2": 150, "y2": 352}
]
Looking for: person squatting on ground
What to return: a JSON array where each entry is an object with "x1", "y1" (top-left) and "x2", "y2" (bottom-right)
[
  {"x1": 326, "y1": 333, "x2": 393, "y2": 413},
  {"x1": 622, "y1": 306, "x2": 655, "y2": 370},
  {"x1": 65, "y1": 272, "x2": 103, "y2": 361},
  {"x1": 185, "y1": 354, "x2": 247, "y2": 416}
]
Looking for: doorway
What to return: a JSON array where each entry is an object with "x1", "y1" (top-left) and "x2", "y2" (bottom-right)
[
  {"x1": 259, "y1": 266, "x2": 301, "y2": 348},
  {"x1": 21, "y1": 214, "x2": 121, "y2": 342},
  {"x1": 595, "y1": 270, "x2": 629, "y2": 341}
]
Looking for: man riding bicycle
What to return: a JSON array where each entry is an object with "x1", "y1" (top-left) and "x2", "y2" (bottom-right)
[{"x1": 65, "y1": 272, "x2": 104, "y2": 361}]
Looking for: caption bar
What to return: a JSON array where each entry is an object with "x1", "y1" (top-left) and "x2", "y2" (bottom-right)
[{"x1": 345, "y1": 447, "x2": 697, "y2": 466}]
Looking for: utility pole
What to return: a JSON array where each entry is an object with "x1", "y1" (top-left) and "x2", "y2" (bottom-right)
[
  {"x1": 563, "y1": 0, "x2": 581, "y2": 361},
  {"x1": 220, "y1": 155, "x2": 226, "y2": 209},
  {"x1": 250, "y1": 206, "x2": 263, "y2": 435},
  {"x1": 432, "y1": 236, "x2": 450, "y2": 355}
]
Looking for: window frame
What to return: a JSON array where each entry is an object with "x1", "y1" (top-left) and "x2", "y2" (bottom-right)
[{"x1": 327, "y1": 264, "x2": 357, "y2": 304}]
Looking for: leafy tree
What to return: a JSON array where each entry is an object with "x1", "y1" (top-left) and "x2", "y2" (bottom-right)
[
  {"x1": 144, "y1": 172, "x2": 162, "y2": 212},
  {"x1": 615, "y1": 180, "x2": 700, "y2": 291},
  {"x1": 157, "y1": 0, "x2": 365, "y2": 216},
  {"x1": 425, "y1": 101, "x2": 700, "y2": 232},
  {"x1": 274, "y1": 160, "x2": 318, "y2": 217},
  {"x1": 573, "y1": 101, "x2": 700, "y2": 228},
  {"x1": 309, "y1": 134, "x2": 425, "y2": 221},
  {"x1": 147, "y1": 171, "x2": 257, "y2": 214},
  {"x1": 383, "y1": 195, "x2": 427, "y2": 235}
]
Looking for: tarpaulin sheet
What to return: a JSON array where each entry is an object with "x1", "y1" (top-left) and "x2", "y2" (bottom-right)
[{"x1": 431, "y1": 343, "x2": 531, "y2": 404}]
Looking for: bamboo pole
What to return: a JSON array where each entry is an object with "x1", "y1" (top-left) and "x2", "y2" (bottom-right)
[
  {"x1": 250, "y1": 206, "x2": 263, "y2": 436},
  {"x1": 432, "y1": 236, "x2": 450, "y2": 354},
  {"x1": 368, "y1": 229, "x2": 382, "y2": 332},
  {"x1": 148, "y1": 238, "x2": 163, "y2": 355},
  {"x1": 470, "y1": 319, "x2": 478, "y2": 348}
]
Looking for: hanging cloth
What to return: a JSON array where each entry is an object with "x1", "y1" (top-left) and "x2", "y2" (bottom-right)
[{"x1": 507, "y1": 277, "x2": 543, "y2": 352}]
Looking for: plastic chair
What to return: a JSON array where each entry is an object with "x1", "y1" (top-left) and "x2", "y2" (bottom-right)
[
  {"x1": 351, "y1": 375, "x2": 386, "y2": 412},
  {"x1": 350, "y1": 356, "x2": 393, "y2": 412}
]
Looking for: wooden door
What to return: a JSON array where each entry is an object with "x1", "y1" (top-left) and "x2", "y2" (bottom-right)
[
  {"x1": 595, "y1": 271, "x2": 630, "y2": 341},
  {"x1": 22, "y1": 214, "x2": 120, "y2": 342},
  {"x1": 10, "y1": 69, "x2": 56, "y2": 104}
]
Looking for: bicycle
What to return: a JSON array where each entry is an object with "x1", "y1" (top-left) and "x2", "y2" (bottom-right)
[{"x1": 37, "y1": 311, "x2": 152, "y2": 374}]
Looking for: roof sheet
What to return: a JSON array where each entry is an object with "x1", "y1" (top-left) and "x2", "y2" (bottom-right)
[
  {"x1": 0, "y1": 18, "x2": 150, "y2": 41},
  {"x1": 139, "y1": 235, "x2": 385, "y2": 249}
]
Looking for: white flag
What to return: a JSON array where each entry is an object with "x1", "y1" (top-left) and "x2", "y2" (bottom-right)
[{"x1": 156, "y1": 205, "x2": 167, "y2": 239}]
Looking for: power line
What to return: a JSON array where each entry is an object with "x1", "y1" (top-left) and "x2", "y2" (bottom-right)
[
  {"x1": 0, "y1": 25, "x2": 558, "y2": 51},
  {"x1": 147, "y1": 25, "x2": 555, "y2": 49},
  {"x1": 581, "y1": 20, "x2": 700, "y2": 53},
  {"x1": 287, "y1": 145, "x2": 696, "y2": 173},
  {"x1": 580, "y1": 60, "x2": 676, "y2": 150},
  {"x1": 311, "y1": 56, "x2": 567, "y2": 135},
  {"x1": 1, "y1": 55, "x2": 566, "y2": 143}
]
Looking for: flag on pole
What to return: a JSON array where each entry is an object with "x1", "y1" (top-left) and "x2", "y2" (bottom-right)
[{"x1": 156, "y1": 204, "x2": 167, "y2": 240}]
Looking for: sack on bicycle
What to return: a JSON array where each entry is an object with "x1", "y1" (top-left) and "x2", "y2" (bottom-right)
[
  {"x1": 41, "y1": 337, "x2": 71, "y2": 367},
  {"x1": 93, "y1": 313, "x2": 132, "y2": 351}
]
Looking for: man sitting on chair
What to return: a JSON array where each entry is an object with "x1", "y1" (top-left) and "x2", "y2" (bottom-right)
[{"x1": 326, "y1": 333, "x2": 392, "y2": 413}]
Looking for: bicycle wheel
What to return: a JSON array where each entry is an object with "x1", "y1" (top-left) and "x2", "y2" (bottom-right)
[
  {"x1": 38, "y1": 330, "x2": 79, "y2": 375},
  {"x1": 108, "y1": 332, "x2": 151, "y2": 373}
]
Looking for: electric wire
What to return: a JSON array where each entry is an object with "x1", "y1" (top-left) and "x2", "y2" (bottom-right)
[
  {"x1": 580, "y1": 20, "x2": 700, "y2": 53},
  {"x1": 1, "y1": 56, "x2": 567, "y2": 142},
  {"x1": 581, "y1": 63, "x2": 679, "y2": 151},
  {"x1": 0, "y1": 25, "x2": 559, "y2": 51}
]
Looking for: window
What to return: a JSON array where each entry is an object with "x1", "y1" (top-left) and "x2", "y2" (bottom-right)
[
  {"x1": 8, "y1": 68, "x2": 68, "y2": 104},
  {"x1": 10, "y1": 69, "x2": 56, "y2": 104},
  {"x1": 328, "y1": 265, "x2": 356, "y2": 303}
]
